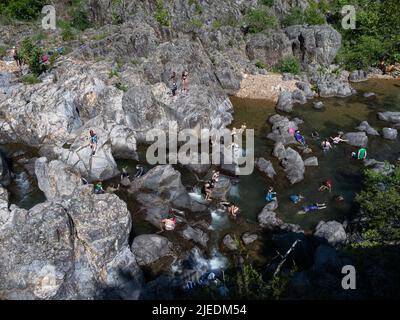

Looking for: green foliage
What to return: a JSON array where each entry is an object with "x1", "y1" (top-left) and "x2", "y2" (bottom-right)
[
  {"x1": 70, "y1": 8, "x2": 91, "y2": 31},
  {"x1": 189, "y1": 17, "x2": 203, "y2": 29},
  {"x1": 58, "y1": 20, "x2": 76, "y2": 41},
  {"x1": 244, "y1": 8, "x2": 277, "y2": 33},
  {"x1": 0, "y1": 46, "x2": 6, "y2": 59},
  {"x1": 356, "y1": 166, "x2": 400, "y2": 243},
  {"x1": 304, "y1": 0, "x2": 326, "y2": 25},
  {"x1": 21, "y1": 74, "x2": 40, "y2": 85},
  {"x1": 189, "y1": 0, "x2": 202, "y2": 15},
  {"x1": 228, "y1": 264, "x2": 270, "y2": 300},
  {"x1": 258, "y1": 0, "x2": 274, "y2": 6},
  {"x1": 331, "y1": 0, "x2": 400, "y2": 70},
  {"x1": 273, "y1": 56, "x2": 301, "y2": 74},
  {"x1": 282, "y1": 7, "x2": 305, "y2": 27},
  {"x1": 19, "y1": 37, "x2": 44, "y2": 75},
  {"x1": 154, "y1": 0, "x2": 171, "y2": 27},
  {"x1": 0, "y1": 0, "x2": 45, "y2": 21},
  {"x1": 92, "y1": 33, "x2": 108, "y2": 41},
  {"x1": 212, "y1": 16, "x2": 238, "y2": 30},
  {"x1": 115, "y1": 83, "x2": 128, "y2": 92},
  {"x1": 255, "y1": 61, "x2": 267, "y2": 69}
]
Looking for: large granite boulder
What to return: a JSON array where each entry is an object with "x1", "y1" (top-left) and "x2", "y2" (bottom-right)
[
  {"x1": 314, "y1": 220, "x2": 347, "y2": 246},
  {"x1": 342, "y1": 132, "x2": 368, "y2": 148},
  {"x1": 131, "y1": 234, "x2": 174, "y2": 267}
]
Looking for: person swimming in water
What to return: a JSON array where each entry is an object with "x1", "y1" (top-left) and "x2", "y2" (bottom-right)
[
  {"x1": 289, "y1": 194, "x2": 304, "y2": 204},
  {"x1": 298, "y1": 203, "x2": 327, "y2": 214},
  {"x1": 321, "y1": 139, "x2": 332, "y2": 152},
  {"x1": 330, "y1": 133, "x2": 348, "y2": 145},
  {"x1": 352, "y1": 148, "x2": 367, "y2": 160},
  {"x1": 319, "y1": 179, "x2": 333, "y2": 192}
]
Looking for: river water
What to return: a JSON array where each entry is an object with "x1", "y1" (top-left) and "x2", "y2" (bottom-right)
[{"x1": 1, "y1": 79, "x2": 399, "y2": 278}]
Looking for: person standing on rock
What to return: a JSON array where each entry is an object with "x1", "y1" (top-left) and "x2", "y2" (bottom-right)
[
  {"x1": 181, "y1": 70, "x2": 189, "y2": 95},
  {"x1": 89, "y1": 130, "x2": 98, "y2": 155},
  {"x1": 94, "y1": 181, "x2": 105, "y2": 194},
  {"x1": 170, "y1": 72, "x2": 178, "y2": 96}
]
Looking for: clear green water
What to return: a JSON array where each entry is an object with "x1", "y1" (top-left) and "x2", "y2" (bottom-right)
[{"x1": 229, "y1": 80, "x2": 400, "y2": 230}]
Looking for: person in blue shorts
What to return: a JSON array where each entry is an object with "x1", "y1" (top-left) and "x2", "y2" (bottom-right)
[{"x1": 297, "y1": 203, "x2": 326, "y2": 214}]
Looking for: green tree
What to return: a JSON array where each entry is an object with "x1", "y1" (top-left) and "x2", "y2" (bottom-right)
[
  {"x1": 282, "y1": 7, "x2": 305, "y2": 27},
  {"x1": 356, "y1": 166, "x2": 400, "y2": 243},
  {"x1": 19, "y1": 37, "x2": 44, "y2": 75},
  {"x1": 273, "y1": 56, "x2": 301, "y2": 75},
  {"x1": 244, "y1": 8, "x2": 277, "y2": 33},
  {"x1": 1, "y1": 0, "x2": 45, "y2": 20},
  {"x1": 304, "y1": 0, "x2": 325, "y2": 25}
]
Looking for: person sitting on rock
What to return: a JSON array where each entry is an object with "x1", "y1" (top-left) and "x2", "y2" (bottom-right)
[
  {"x1": 162, "y1": 216, "x2": 177, "y2": 231},
  {"x1": 89, "y1": 130, "x2": 98, "y2": 155},
  {"x1": 134, "y1": 164, "x2": 146, "y2": 178},
  {"x1": 294, "y1": 130, "x2": 306, "y2": 145},
  {"x1": 319, "y1": 179, "x2": 333, "y2": 192},
  {"x1": 352, "y1": 147, "x2": 367, "y2": 160},
  {"x1": 202, "y1": 181, "x2": 213, "y2": 201},
  {"x1": 220, "y1": 201, "x2": 239, "y2": 218},
  {"x1": 211, "y1": 170, "x2": 220, "y2": 184},
  {"x1": 94, "y1": 181, "x2": 105, "y2": 194},
  {"x1": 298, "y1": 203, "x2": 327, "y2": 214},
  {"x1": 121, "y1": 166, "x2": 129, "y2": 180},
  {"x1": 265, "y1": 187, "x2": 277, "y2": 202}
]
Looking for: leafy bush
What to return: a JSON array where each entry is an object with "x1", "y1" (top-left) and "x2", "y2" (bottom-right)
[
  {"x1": 70, "y1": 8, "x2": 91, "y2": 31},
  {"x1": 255, "y1": 61, "x2": 267, "y2": 69},
  {"x1": 282, "y1": 7, "x2": 305, "y2": 27},
  {"x1": 305, "y1": 0, "x2": 326, "y2": 25},
  {"x1": 19, "y1": 37, "x2": 44, "y2": 75},
  {"x1": 273, "y1": 56, "x2": 301, "y2": 74},
  {"x1": 190, "y1": 17, "x2": 203, "y2": 29},
  {"x1": 0, "y1": 46, "x2": 6, "y2": 59},
  {"x1": 330, "y1": 0, "x2": 400, "y2": 69},
  {"x1": 22, "y1": 74, "x2": 40, "y2": 85},
  {"x1": 0, "y1": 0, "x2": 45, "y2": 21},
  {"x1": 258, "y1": 0, "x2": 274, "y2": 6},
  {"x1": 154, "y1": 0, "x2": 171, "y2": 27},
  {"x1": 189, "y1": 0, "x2": 202, "y2": 15},
  {"x1": 356, "y1": 165, "x2": 400, "y2": 243},
  {"x1": 244, "y1": 8, "x2": 277, "y2": 33},
  {"x1": 115, "y1": 83, "x2": 128, "y2": 92}
]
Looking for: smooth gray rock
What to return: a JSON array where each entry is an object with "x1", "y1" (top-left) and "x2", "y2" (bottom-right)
[
  {"x1": 378, "y1": 112, "x2": 400, "y2": 124},
  {"x1": 267, "y1": 114, "x2": 298, "y2": 145},
  {"x1": 349, "y1": 70, "x2": 368, "y2": 82},
  {"x1": 314, "y1": 220, "x2": 346, "y2": 246},
  {"x1": 255, "y1": 157, "x2": 276, "y2": 179},
  {"x1": 241, "y1": 232, "x2": 258, "y2": 245},
  {"x1": 313, "y1": 101, "x2": 324, "y2": 110},
  {"x1": 342, "y1": 132, "x2": 368, "y2": 147},
  {"x1": 180, "y1": 225, "x2": 209, "y2": 248},
  {"x1": 222, "y1": 234, "x2": 238, "y2": 251},
  {"x1": 381, "y1": 128, "x2": 398, "y2": 140},
  {"x1": 35, "y1": 157, "x2": 82, "y2": 200},
  {"x1": 364, "y1": 159, "x2": 395, "y2": 176},
  {"x1": 131, "y1": 234, "x2": 174, "y2": 266},
  {"x1": 304, "y1": 156, "x2": 318, "y2": 166},
  {"x1": 355, "y1": 121, "x2": 379, "y2": 136},
  {"x1": 281, "y1": 147, "x2": 305, "y2": 184},
  {"x1": 276, "y1": 91, "x2": 294, "y2": 113},
  {"x1": 258, "y1": 207, "x2": 283, "y2": 230}
]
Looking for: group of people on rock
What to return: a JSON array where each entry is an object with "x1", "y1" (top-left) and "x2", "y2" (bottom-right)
[
  {"x1": 169, "y1": 70, "x2": 189, "y2": 96},
  {"x1": 7, "y1": 45, "x2": 65, "y2": 71},
  {"x1": 290, "y1": 128, "x2": 367, "y2": 160}
]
